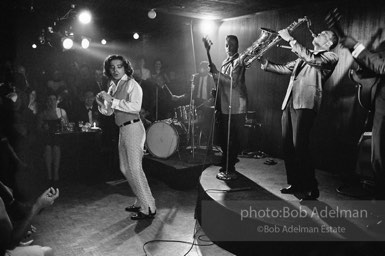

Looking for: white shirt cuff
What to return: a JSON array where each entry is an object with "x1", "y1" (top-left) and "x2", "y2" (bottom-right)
[
  {"x1": 289, "y1": 39, "x2": 297, "y2": 47},
  {"x1": 111, "y1": 98, "x2": 120, "y2": 109},
  {"x1": 352, "y1": 43, "x2": 365, "y2": 58}
]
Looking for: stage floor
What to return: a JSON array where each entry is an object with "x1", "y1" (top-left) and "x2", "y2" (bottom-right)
[{"x1": 196, "y1": 157, "x2": 385, "y2": 255}]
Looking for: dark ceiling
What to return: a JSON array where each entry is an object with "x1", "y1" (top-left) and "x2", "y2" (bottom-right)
[
  {"x1": 5, "y1": 0, "x2": 348, "y2": 24},
  {"x1": 2, "y1": 0, "x2": 353, "y2": 43}
]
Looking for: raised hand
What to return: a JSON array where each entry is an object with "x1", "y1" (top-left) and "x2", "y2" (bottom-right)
[
  {"x1": 278, "y1": 29, "x2": 293, "y2": 42},
  {"x1": 36, "y1": 187, "x2": 59, "y2": 210},
  {"x1": 340, "y1": 36, "x2": 358, "y2": 50}
]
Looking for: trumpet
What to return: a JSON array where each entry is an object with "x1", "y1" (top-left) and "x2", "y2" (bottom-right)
[{"x1": 239, "y1": 16, "x2": 313, "y2": 67}]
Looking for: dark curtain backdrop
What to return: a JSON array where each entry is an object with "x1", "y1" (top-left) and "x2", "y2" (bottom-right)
[{"x1": 192, "y1": 1, "x2": 385, "y2": 173}]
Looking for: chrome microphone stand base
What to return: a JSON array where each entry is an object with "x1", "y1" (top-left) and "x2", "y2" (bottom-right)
[{"x1": 216, "y1": 171, "x2": 238, "y2": 181}]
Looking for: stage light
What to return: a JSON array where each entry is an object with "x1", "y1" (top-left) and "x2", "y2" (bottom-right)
[
  {"x1": 200, "y1": 20, "x2": 216, "y2": 35},
  {"x1": 81, "y1": 38, "x2": 90, "y2": 49},
  {"x1": 78, "y1": 10, "x2": 92, "y2": 24},
  {"x1": 32, "y1": 44, "x2": 37, "y2": 49},
  {"x1": 101, "y1": 39, "x2": 107, "y2": 45},
  {"x1": 148, "y1": 9, "x2": 156, "y2": 19},
  {"x1": 62, "y1": 38, "x2": 73, "y2": 49},
  {"x1": 133, "y1": 33, "x2": 139, "y2": 40}
]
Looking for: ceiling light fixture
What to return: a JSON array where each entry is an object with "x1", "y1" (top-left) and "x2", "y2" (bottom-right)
[
  {"x1": 78, "y1": 10, "x2": 92, "y2": 24},
  {"x1": 148, "y1": 9, "x2": 156, "y2": 19}
]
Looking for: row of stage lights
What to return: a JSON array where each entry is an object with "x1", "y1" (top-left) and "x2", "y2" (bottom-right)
[
  {"x1": 31, "y1": 33, "x2": 141, "y2": 50},
  {"x1": 32, "y1": 7, "x2": 146, "y2": 50},
  {"x1": 31, "y1": 6, "x2": 216, "y2": 50}
]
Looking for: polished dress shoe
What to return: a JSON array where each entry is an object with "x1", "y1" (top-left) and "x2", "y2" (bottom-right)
[
  {"x1": 131, "y1": 208, "x2": 156, "y2": 220},
  {"x1": 280, "y1": 185, "x2": 300, "y2": 194},
  {"x1": 300, "y1": 189, "x2": 320, "y2": 201},
  {"x1": 125, "y1": 205, "x2": 141, "y2": 213}
]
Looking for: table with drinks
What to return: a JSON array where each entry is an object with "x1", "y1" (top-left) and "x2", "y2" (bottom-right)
[{"x1": 55, "y1": 121, "x2": 103, "y2": 178}]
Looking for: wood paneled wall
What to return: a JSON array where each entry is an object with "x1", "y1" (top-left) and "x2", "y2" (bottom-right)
[{"x1": 194, "y1": 1, "x2": 385, "y2": 172}]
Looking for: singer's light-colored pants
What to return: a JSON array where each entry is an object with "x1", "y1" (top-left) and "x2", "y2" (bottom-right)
[{"x1": 118, "y1": 121, "x2": 156, "y2": 214}]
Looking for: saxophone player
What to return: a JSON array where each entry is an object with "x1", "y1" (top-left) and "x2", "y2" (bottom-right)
[{"x1": 258, "y1": 29, "x2": 339, "y2": 200}]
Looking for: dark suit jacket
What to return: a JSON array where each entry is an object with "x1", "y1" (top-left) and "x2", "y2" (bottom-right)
[
  {"x1": 355, "y1": 49, "x2": 385, "y2": 75},
  {"x1": 265, "y1": 42, "x2": 338, "y2": 112},
  {"x1": 74, "y1": 103, "x2": 99, "y2": 124},
  {"x1": 191, "y1": 73, "x2": 215, "y2": 105}
]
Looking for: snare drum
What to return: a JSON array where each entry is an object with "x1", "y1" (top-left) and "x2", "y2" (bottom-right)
[{"x1": 146, "y1": 119, "x2": 187, "y2": 158}]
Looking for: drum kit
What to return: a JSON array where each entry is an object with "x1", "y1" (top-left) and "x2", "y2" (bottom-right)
[{"x1": 146, "y1": 102, "x2": 214, "y2": 159}]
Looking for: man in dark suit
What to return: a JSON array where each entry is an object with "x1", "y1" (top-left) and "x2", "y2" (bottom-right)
[
  {"x1": 191, "y1": 61, "x2": 216, "y2": 106},
  {"x1": 341, "y1": 36, "x2": 385, "y2": 202},
  {"x1": 75, "y1": 90, "x2": 99, "y2": 125},
  {"x1": 259, "y1": 29, "x2": 339, "y2": 200},
  {"x1": 190, "y1": 61, "x2": 216, "y2": 145}
]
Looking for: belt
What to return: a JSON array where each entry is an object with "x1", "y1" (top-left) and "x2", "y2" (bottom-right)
[{"x1": 119, "y1": 119, "x2": 140, "y2": 127}]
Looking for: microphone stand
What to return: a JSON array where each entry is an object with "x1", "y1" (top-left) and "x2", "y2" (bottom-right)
[
  {"x1": 187, "y1": 76, "x2": 198, "y2": 162},
  {"x1": 155, "y1": 86, "x2": 158, "y2": 121},
  {"x1": 217, "y1": 64, "x2": 237, "y2": 181}
]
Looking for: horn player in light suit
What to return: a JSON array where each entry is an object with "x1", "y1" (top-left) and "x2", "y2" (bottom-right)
[{"x1": 259, "y1": 29, "x2": 339, "y2": 201}]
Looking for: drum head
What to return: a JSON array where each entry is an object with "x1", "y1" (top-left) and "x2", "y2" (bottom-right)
[{"x1": 146, "y1": 121, "x2": 179, "y2": 158}]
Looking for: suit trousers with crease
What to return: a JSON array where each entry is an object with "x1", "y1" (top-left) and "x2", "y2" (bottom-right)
[
  {"x1": 118, "y1": 121, "x2": 156, "y2": 213},
  {"x1": 282, "y1": 99, "x2": 317, "y2": 191}
]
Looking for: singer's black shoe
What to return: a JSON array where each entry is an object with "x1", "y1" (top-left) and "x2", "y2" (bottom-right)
[
  {"x1": 131, "y1": 208, "x2": 156, "y2": 220},
  {"x1": 125, "y1": 205, "x2": 141, "y2": 213},
  {"x1": 280, "y1": 185, "x2": 301, "y2": 194}
]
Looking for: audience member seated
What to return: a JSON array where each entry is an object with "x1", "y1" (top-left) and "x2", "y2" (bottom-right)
[
  {"x1": 13, "y1": 65, "x2": 33, "y2": 93},
  {"x1": 37, "y1": 94, "x2": 68, "y2": 181},
  {"x1": 134, "y1": 56, "x2": 151, "y2": 83},
  {"x1": 94, "y1": 69, "x2": 107, "y2": 92},
  {"x1": 74, "y1": 90, "x2": 99, "y2": 126},
  {"x1": 78, "y1": 64, "x2": 99, "y2": 97},
  {"x1": 46, "y1": 70, "x2": 66, "y2": 96},
  {"x1": 0, "y1": 88, "x2": 29, "y2": 200},
  {"x1": 0, "y1": 185, "x2": 59, "y2": 256}
]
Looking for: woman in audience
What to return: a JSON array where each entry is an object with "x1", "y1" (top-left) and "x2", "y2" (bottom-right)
[{"x1": 37, "y1": 94, "x2": 68, "y2": 181}]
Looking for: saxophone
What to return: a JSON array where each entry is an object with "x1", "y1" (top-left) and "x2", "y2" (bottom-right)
[{"x1": 239, "y1": 16, "x2": 312, "y2": 67}]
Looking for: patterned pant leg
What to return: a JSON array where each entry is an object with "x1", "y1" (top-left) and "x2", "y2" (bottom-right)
[{"x1": 118, "y1": 122, "x2": 156, "y2": 214}]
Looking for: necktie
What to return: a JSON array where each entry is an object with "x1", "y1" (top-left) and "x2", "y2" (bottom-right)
[
  {"x1": 88, "y1": 108, "x2": 92, "y2": 123},
  {"x1": 197, "y1": 77, "x2": 203, "y2": 98}
]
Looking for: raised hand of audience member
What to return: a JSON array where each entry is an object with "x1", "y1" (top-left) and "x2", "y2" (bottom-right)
[{"x1": 35, "y1": 188, "x2": 59, "y2": 210}]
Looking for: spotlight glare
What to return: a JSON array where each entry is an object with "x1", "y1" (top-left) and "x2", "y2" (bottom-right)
[
  {"x1": 78, "y1": 10, "x2": 92, "y2": 24},
  {"x1": 62, "y1": 38, "x2": 73, "y2": 49},
  {"x1": 32, "y1": 44, "x2": 37, "y2": 49},
  {"x1": 101, "y1": 39, "x2": 107, "y2": 45},
  {"x1": 148, "y1": 9, "x2": 156, "y2": 19},
  {"x1": 200, "y1": 20, "x2": 216, "y2": 35},
  {"x1": 133, "y1": 33, "x2": 139, "y2": 40},
  {"x1": 81, "y1": 38, "x2": 90, "y2": 49}
]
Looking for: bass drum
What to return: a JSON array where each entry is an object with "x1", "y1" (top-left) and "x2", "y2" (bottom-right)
[{"x1": 146, "y1": 119, "x2": 187, "y2": 158}]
